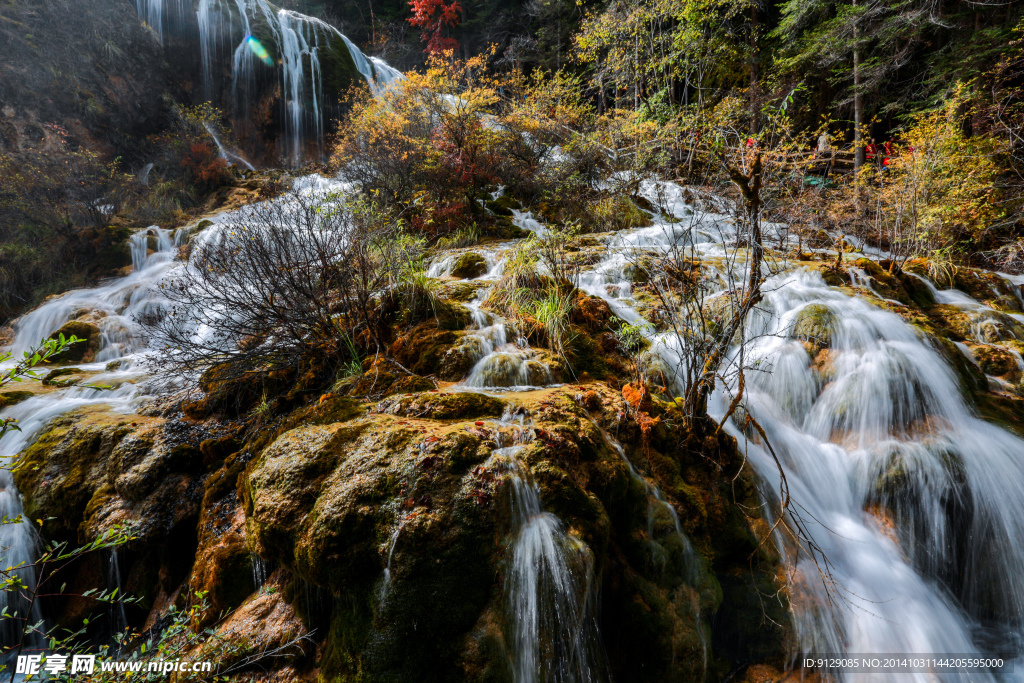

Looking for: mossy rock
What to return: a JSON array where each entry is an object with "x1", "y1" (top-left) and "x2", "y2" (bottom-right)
[
  {"x1": 486, "y1": 194, "x2": 522, "y2": 216},
  {"x1": 484, "y1": 199, "x2": 514, "y2": 217},
  {"x1": 0, "y1": 391, "x2": 33, "y2": 409},
  {"x1": 94, "y1": 239, "x2": 132, "y2": 274},
  {"x1": 819, "y1": 265, "x2": 847, "y2": 287},
  {"x1": 436, "y1": 300, "x2": 473, "y2": 331},
  {"x1": 186, "y1": 364, "x2": 293, "y2": 419},
  {"x1": 897, "y1": 270, "x2": 937, "y2": 308},
  {"x1": 971, "y1": 311, "x2": 1024, "y2": 344},
  {"x1": 792, "y1": 303, "x2": 836, "y2": 352},
  {"x1": 702, "y1": 294, "x2": 741, "y2": 340},
  {"x1": 589, "y1": 195, "x2": 651, "y2": 232},
  {"x1": 48, "y1": 321, "x2": 100, "y2": 362},
  {"x1": 971, "y1": 344, "x2": 1022, "y2": 383},
  {"x1": 450, "y1": 252, "x2": 489, "y2": 279},
  {"x1": 244, "y1": 423, "x2": 361, "y2": 564},
  {"x1": 376, "y1": 391, "x2": 505, "y2": 420},
  {"x1": 622, "y1": 259, "x2": 655, "y2": 285},
  {"x1": 853, "y1": 258, "x2": 908, "y2": 302},
  {"x1": 42, "y1": 367, "x2": 84, "y2": 386},
  {"x1": 14, "y1": 411, "x2": 136, "y2": 541},
  {"x1": 991, "y1": 294, "x2": 1023, "y2": 313},
  {"x1": 437, "y1": 343, "x2": 477, "y2": 382},
  {"x1": 487, "y1": 218, "x2": 531, "y2": 240},
  {"x1": 437, "y1": 280, "x2": 486, "y2": 303},
  {"x1": 931, "y1": 337, "x2": 987, "y2": 394},
  {"x1": 388, "y1": 323, "x2": 462, "y2": 376},
  {"x1": 388, "y1": 374, "x2": 437, "y2": 394}
]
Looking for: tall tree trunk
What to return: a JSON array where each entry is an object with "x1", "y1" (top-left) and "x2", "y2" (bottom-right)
[
  {"x1": 853, "y1": 0, "x2": 864, "y2": 172},
  {"x1": 749, "y1": 2, "x2": 760, "y2": 134}
]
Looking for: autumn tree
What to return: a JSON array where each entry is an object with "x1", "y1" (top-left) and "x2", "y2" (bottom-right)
[{"x1": 408, "y1": 0, "x2": 462, "y2": 54}]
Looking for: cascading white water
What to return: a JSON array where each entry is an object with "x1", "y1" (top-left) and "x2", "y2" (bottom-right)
[
  {"x1": 10, "y1": 227, "x2": 180, "y2": 365},
  {"x1": 189, "y1": 0, "x2": 404, "y2": 164},
  {"x1": 0, "y1": 228, "x2": 183, "y2": 652},
  {"x1": 461, "y1": 301, "x2": 553, "y2": 390},
  {"x1": 576, "y1": 179, "x2": 1024, "y2": 679},
  {"x1": 108, "y1": 550, "x2": 129, "y2": 637},
  {"x1": 426, "y1": 246, "x2": 557, "y2": 389},
  {"x1": 488, "y1": 411, "x2": 607, "y2": 683},
  {"x1": 136, "y1": 0, "x2": 189, "y2": 44}
]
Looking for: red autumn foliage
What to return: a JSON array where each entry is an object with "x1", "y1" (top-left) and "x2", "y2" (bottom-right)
[
  {"x1": 180, "y1": 141, "x2": 230, "y2": 192},
  {"x1": 407, "y1": 0, "x2": 461, "y2": 55}
]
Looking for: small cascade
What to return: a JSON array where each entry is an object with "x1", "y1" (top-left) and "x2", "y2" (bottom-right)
[
  {"x1": 569, "y1": 180, "x2": 1024, "y2": 677},
  {"x1": 0, "y1": 464, "x2": 42, "y2": 652},
  {"x1": 460, "y1": 296, "x2": 553, "y2": 390},
  {"x1": 598, "y1": 426, "x2": 707, "y2": 669},
  {"x1": 203, "y1": 122, "x2": 256, "y2": 171},
  {"x1": 249, "y1": 553, "x2": 268, "y2": 591},
  {"x1": 0, "y1": 175, "x2": 353, "y2": 657},
  {"x1": 377, "y1": 524, "x2": 402, "y2": 607},
  {"x1": 601, "y1": 429, "x2": 702, "y2": 581},
  {"x1": 511, "y1": 210, "x2": 549, "y2": 238},
  {"x1": 187, "y1": 0, "x2": 403, "y2": 164},
  {"x1": 12, "y1": 226, "x2": 179, "y2": 363},
  {"x1": 108, "y1": 550, "x2": 129, "y2": 637},
  {"x1": 487, "y1": 410, "x2": 608, "y2": 683}
]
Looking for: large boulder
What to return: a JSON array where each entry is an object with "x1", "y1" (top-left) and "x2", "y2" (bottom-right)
[
  {"x1": 48, "y1": 320, "x2": 101, "y2": 362},
  {"x1": 450, "y1": 252, "x2": 489, "y2": 279},
  {"x1": 792, "y1": 303, "x2": 836, "y2": 353}
]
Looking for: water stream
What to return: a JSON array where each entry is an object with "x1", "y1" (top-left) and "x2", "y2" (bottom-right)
[
  {"x1": 487, "y1": 410, "x2": 608, "y2": 683},
  {"x1": 3, "y1": 146, "x2": 1024, "y2": 675},
  {"x1": 574, "y1": 180, "x2": 1024, "y2": 680}
]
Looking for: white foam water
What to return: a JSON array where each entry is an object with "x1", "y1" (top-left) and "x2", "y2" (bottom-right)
[{"x1": 574, "y1": 180, "x2": 1024, "y2": 680}]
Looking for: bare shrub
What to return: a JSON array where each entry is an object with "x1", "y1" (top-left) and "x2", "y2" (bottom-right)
[{"x1": 141, "y1": 188, "x2": 421, "y2": 388}]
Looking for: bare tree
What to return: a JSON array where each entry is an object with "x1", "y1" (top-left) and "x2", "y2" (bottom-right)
[{"x1": 141, "y1": 189, "x2": 420, "y2": 385}]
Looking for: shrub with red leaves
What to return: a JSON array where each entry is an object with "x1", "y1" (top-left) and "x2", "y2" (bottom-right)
[
  {"x1": 408, "y1": 0, "x2": 461, "y2": 55},
  {"x1": 180, "y1": 141, "x2": 230, "y2": 193}
]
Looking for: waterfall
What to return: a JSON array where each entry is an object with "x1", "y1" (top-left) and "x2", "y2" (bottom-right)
[
  {"x1": 136, "y1": 0, "x2": 405, "y2": 165},
  {"x1": 108, "y1": 550, "x2": 129, "y2": 638},
  {"x1": 250, "y1": 553, "x2": 268, "y2": 590},
  {"x1": 203, "y1": 122, "x2": 255, "y2": 171},
  {"x1": 0, "y1": 177, "x2": 348, "y2": 654},
  {"x1": 136, "y1": 0, "x2": 189, "y2": 44},
  {"x1": 575, "y1": 179, "x2": 1024, "y2": 679},
  {"x1": 488, "y1": 411, "x2": 608, "y2": 683}
]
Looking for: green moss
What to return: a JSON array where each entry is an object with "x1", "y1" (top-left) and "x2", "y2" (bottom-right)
[
  {"x1": 438, "y1": 280, "x2": 487, "y2": 303},
  {"x1": 0, "y1": 391, "x2": 33, "y2": 409},
  {"x1": 376, "y1": 391, "x2": 506, "y2": 421},
  {"x1": 792, "y1": 303, "x2": 836, "y2": 352},
  {"x1": 436, "y1": 300, "x2": 473, "y2": 331},
  {"x1": 14, "y1": 412, "x2": 135, "y2": 542},
  {"x1": 451, "y1": 252, "x2": 489, "y2": 279},
  {"x1": 819, "y1": 264, "x2": 847, "y2": 287},
  {"x1": 244, "y1": 423, "x2": 360, "y2": 564}
]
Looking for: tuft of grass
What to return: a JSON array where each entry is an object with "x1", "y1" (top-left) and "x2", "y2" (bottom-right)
[
  {"x1": 435, "y1": 223, "x2": 481, "y2": 250},
  {"x1": 516, "y1": 285, "x2": 577, "y2": 356}
]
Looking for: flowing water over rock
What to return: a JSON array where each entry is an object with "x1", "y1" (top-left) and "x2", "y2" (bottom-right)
[
  {"x1": 6, "y1": 165, "x2": 1024, "y2": 678},
  {"x1": 137, "y1": 0, "x2": 402, "y2": 164},
  {"x1": 0, "y1": 176, "x2": 350, "y2": 651},
  {"x1": 488, "y1": 410, "x2": 608, "y2": 683},
  {"x1": 574, "y1": 180, "x2": 1024, "y2": 679}
]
